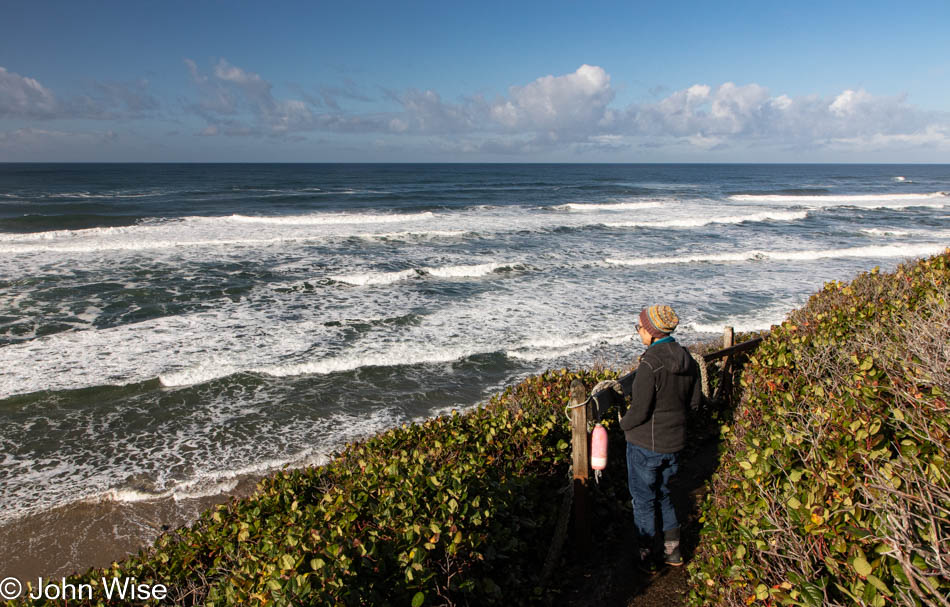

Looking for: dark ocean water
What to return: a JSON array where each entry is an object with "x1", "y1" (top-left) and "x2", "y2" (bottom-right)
[{"x1": 0, "y1": 163, "x2": 947, "y2": 572}]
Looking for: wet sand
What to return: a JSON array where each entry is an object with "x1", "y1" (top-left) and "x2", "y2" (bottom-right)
[{"x1": 0, "y1": 477, "x2": 260, "y2": 581}]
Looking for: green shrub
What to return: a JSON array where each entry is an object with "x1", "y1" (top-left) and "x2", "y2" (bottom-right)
[
  {"x1": 688, "y1": 250, "x2": 950, "y2": 607},
  {"x1": 13, "y1": 369, "x2": 620, "y2": 607}
]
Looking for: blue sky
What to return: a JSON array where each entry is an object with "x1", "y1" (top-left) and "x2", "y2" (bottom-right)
[{"x1": 2, "y1": 0, "x2": 949, "y2": 162}]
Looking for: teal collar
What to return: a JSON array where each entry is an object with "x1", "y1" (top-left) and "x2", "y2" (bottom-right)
[{"x1": 650, "y1": 336, "x2": 675, "y2": 348}]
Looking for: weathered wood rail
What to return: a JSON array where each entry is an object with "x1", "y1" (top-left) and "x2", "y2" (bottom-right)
[{"x1": 702, "y1": 335, "x2": 764, "y2": 362}]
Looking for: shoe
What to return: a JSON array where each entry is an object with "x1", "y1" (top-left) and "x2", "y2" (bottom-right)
[
  {"x1": 663, "y1": 542, "x2": 683, "y2": 566},
  {"x1": 637, "y1": 546, "x2": 656, "y2": 572},
  {"x1": 663, "y1": 528, "x2": 683, "y2": 566}
]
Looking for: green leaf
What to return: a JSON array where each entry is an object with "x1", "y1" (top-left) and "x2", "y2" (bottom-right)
[
  {"x1": 853, "y1": 556, "x2": 872, "y2": 577},
  {"x1": 866, "y1": 574, "x2": 892, "y2": 596},
  {"x1": 412, "y1": 591, "x2": 425, "y2": 607},
  {"x1": 798, "y1": 580, "x2": 827, "y2": 607}
]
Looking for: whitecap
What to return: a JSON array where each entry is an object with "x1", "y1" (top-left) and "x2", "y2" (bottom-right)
[
  {"x1": 728, "y1": 191, "x2": 946, "y2": 208},
  {"x1": 605, "y1": 243, "x2": 947, "y2": 267},
  {"x1": 328, "y1": 269, "x2": 420, "y2": 286},
  {"x1": 605, "y1": 210, "x2": 808, "y2": 229},
  {"x1": 555, "y1": 201, "x2": 664, "y2": 212}
]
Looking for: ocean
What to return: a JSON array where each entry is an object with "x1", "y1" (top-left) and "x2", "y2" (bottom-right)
[{"x1": 1, "y1": 163, "x2": 947, "y2": 576}]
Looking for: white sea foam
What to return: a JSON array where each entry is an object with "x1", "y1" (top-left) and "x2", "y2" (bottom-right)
[
  {"x1": 0, "y1": 211, "x2": 456, "y2": 256},
  {"x1": 144, "y1": 278, "x2": 631, "y2": 389},
  {"x1": 364, "y1": 230, "x2": 468, "y2": 241},
  {"x1": 255, "y1": 345, "x2": 489, "y2": 378},
  {"x1": 606, "y1": 210, "x2": 808, "y2": 229},
  {"x1": 0, "y1": 236, "x2": 300, "y2": 254},
  {"x1": 729, "y1": 191, "x2": 947, "y2": 208},
  {"x1": 555, "y1": 201, "x2": 664, "y2": 212},
  {"x1": 219, "y1": 211, "x2": 435, "y2": 225},
  {"x1": 256, "y1": 329, "x2": 629, "y2": 380},
  {"x1": 7, "y1": 167, "x2": 948, "y2": 541},
  {"x1": 45, "y1": 191, "x2": 159, "y2": 199},
  {"x1": 158, "y1": 359, "x2": 245, "y2": 388},
  {"x1": 329, "y1": 262, "x2": 507, "y2": 286},
  {"x1": 425, "y1": 262, "x2": 503, "y2": 278},
  {"x1": 70, "y1": 411, "x2": 390, "y2": 516},
  {"x1": 94, "y1": 478, "x2": 241, "y2": 504},
  {"x1": 0, "y1": 225, "x2": 142, "y2": 241},
  {"x1": 0, "y1": 211, "x2": 437, "y2": 254},
  {"x1": 506, "y1": 332, "x2": 629, "y2": 361},
  {"x1": 329, "y1": 269, "x2": 420, "y2": 287},
  {"x1": 605, "y1": 243, "x2": 947, "y2": 267},
  {"x1": 860, "y1": 228, "x2": 911, "y2": 237},
  {"x1": 688, "y1": 305, "x2": 794, "y2": 334},
  {"x1": 0, "y1": 407, "x2": 395, "y2": 525},
  {"x1": 0, "y1": 291, "x2": 401, "y2": 398},
  {"x1": 89, "y1": 448, "x2": 332, "y2": 506}
]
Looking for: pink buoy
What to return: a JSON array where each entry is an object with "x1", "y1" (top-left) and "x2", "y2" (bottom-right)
[{"x1": 590, "y1": 423, "x2": 608, "y2": 470}]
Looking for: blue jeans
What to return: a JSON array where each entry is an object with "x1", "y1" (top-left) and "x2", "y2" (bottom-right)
[{"x1": 626, "y1": 442, "x2": 679, "y2": 543}]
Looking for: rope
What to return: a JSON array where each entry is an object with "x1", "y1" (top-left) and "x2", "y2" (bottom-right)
[
  {"x1": 563, "y1": 395, "x2": 592, "y2": 423},
  {"x1": 690, "y1": 350, "x2": 711, "y2": 398}
]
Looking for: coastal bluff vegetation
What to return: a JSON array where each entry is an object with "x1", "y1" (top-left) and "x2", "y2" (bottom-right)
[{"x1": 9, "y1": 250, "x2": 948, "y2": 607}]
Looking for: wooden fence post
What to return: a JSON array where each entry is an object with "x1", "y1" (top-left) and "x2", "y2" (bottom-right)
[
  {"x1": 714, "y1": 326, "x2": 735, "y2": 402},
  {"x1": 568, "y1": 379, "x2": 591, "y2": 555},
  {"x1": 723, "y1": 326, "x2": 735, "y2": 350}
]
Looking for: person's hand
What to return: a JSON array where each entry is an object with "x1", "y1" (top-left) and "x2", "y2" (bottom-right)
[{"x1": 591, "y1": 380, "x2": 621, "y2": 398}]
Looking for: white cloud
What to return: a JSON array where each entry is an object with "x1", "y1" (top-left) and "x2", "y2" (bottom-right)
[
  {"x1": 686, "y1": 133, "x2": 725, "y2": 149},
  {"x1": 0, "y1": 127, "x2": 115, "y2": 146},
  {"x1": 214, "y1": 60, "x2": 267, "y2": 88},
  {"x1": 185, "y1": 58, "x2": 317, "y2": 136},
  {"x1": 395, "y1": 88, "x2": 480, "y2": 133},
  {"x1": 827, "y1": 124, "x2": 950, "y2": 150},
  {"x1": 389, "y1": 118, "x2": 409, "y2": 133},
  {"x1": 71, "y1": 79, "x2": 159, "y2": 119},
  {"x1": 184, "y1": 59, "x2": 206, "y2": 84},
  {"x1": 589, "y1": 134, "x2": 624, "y2": 145},
  {"x1": 379, "y1": 65, "x2": 617, "y2": 144},
  {"x1": 489, "y1": 64, "x2": 614, "y2": 131},
  {"x1": 173, "y1": 61, "x2": 950, "y2": 156},
  {"x1": 0, "y1": 67, "x2": 58, "y2": 118},
  {"x1": 621, "y1": 81, "x2": 950, "y2": 152},
  {"x1": 0, "y1": 65, "x2": 159, "y2": 121},
  {"x1": 828, "y1": 89, "x2": 873, "y2": 117},
  {"x1": 708, "y1": 82, "x2": 770, "y2": 133},
  {"x1": 771, "y1": 94, "x2": 793, "y2": 111},
  {"x1": 3, "y1": 59, "x2": 947, "y2": 159}
]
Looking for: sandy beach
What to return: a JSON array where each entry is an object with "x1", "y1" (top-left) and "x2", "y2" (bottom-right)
[{"x1": 0, "y1": 477, "x2": 260, "y2": 581}]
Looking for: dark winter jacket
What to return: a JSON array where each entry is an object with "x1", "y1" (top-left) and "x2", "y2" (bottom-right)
[{"x1": 619, "y1": 337, "x2": 701, "y2": 453}]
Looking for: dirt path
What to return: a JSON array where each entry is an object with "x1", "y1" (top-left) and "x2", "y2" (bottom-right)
[{"x1": 555, "y1": 430, "x2": 721, "y2": 607}]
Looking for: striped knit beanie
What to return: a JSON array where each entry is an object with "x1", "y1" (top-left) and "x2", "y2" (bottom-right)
[{"x1": 639, "y1": 305, "x2": 679, "y2": 339}]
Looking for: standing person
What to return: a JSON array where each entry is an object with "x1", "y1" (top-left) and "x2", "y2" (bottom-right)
[{"x1": 620, "y1": 305, "x2": 701, "y2": 569}]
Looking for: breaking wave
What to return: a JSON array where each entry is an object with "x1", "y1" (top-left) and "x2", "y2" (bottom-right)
[{"x1": 605, "y1": 243, "x2": 948, "y2": 267}]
